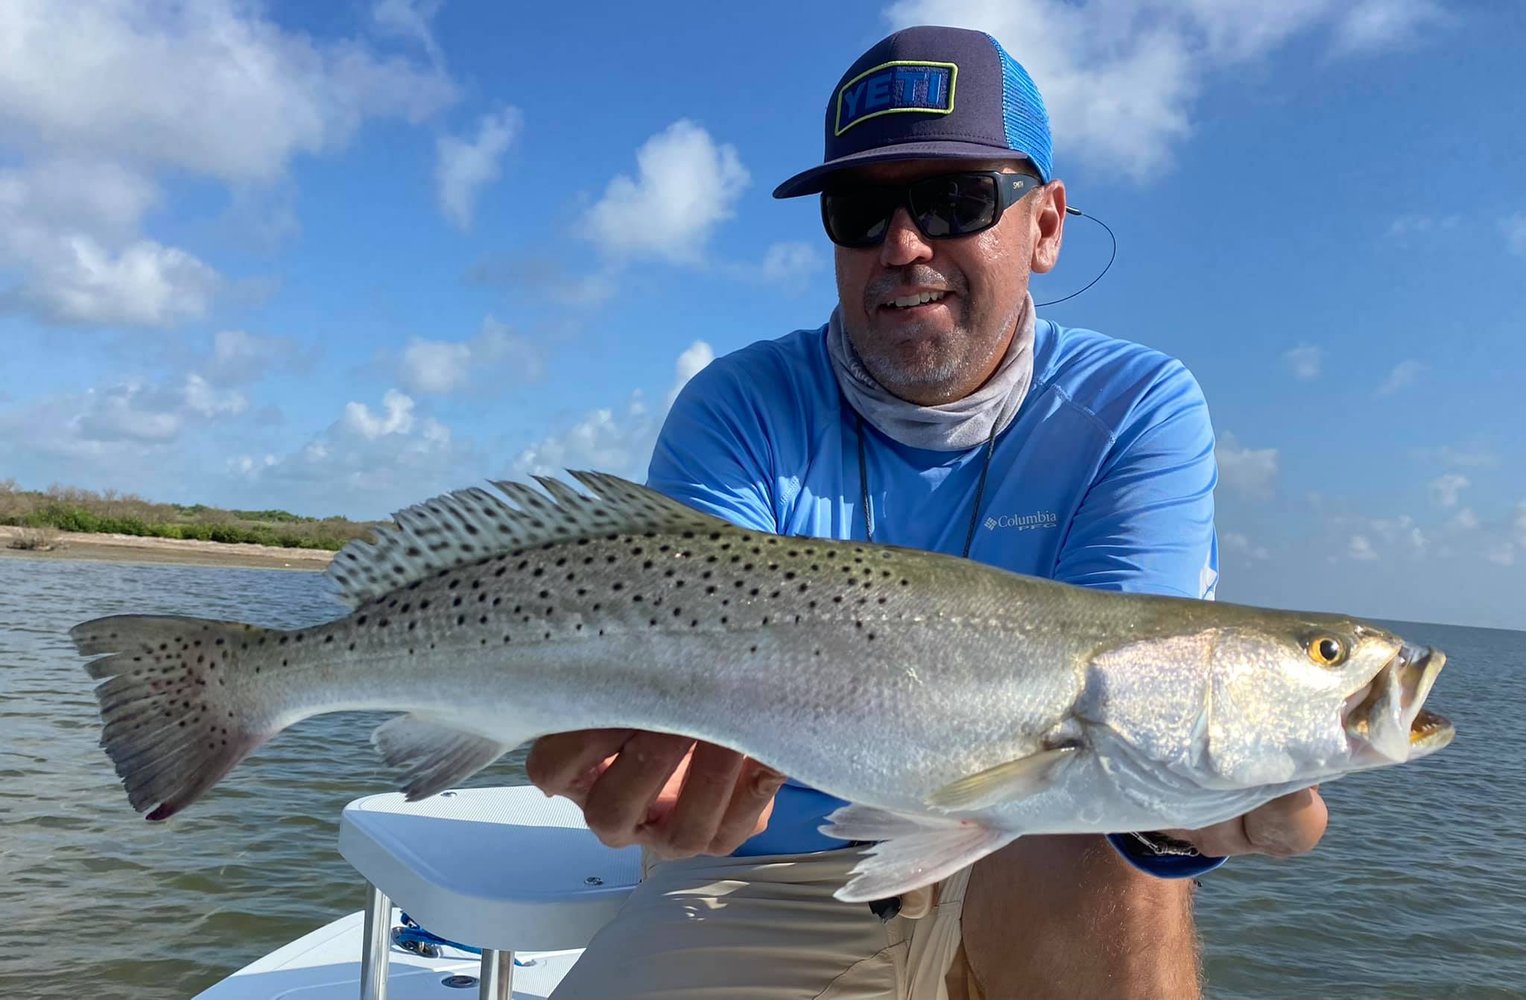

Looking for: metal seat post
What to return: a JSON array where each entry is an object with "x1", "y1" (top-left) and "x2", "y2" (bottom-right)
[
  {"x1": 478, "y1": 949, "x2": 513, "y2": 1000},
  {"x1": 360, "y1": 881, "x2": 392, "y2": 1000}
]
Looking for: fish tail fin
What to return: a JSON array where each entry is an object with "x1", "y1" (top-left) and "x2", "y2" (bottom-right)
[{"x1": 72, "y1": 614, "x2": 288, "y2": 822}]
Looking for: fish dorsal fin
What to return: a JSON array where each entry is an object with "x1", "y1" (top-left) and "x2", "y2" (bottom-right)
[
  {"x1": 325, "y1": 471, "x2": 727, "y2": 608},
  {"x1": 925, "y1": 745, "x2": 1078, "y2": 811}
]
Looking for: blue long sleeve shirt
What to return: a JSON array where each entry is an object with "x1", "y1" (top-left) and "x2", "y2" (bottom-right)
[{"x1": 645, "y1": 314, "x2": 1221, "y2": 866}]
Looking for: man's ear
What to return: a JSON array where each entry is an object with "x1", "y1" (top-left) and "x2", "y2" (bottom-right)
[{"x1": 1031, "y1": 180, "x2": 1067, "y2": 275}]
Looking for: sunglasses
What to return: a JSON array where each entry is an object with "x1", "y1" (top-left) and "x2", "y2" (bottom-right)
[{"x1": 820, "y1": 170, "x2": 1044, "y2": 249}]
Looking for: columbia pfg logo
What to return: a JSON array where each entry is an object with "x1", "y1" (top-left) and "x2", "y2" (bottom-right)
[{"x1": 984, "y1": 511, "x2": 1058, "y2": 532}]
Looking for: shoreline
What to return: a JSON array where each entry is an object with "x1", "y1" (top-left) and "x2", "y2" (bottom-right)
[{"x1": 0, "y1": 525, "x2": 336, "y2": 571}]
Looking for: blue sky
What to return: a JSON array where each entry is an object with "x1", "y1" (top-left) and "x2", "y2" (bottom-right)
[{"x1": 1, "y1": 0, "x2": 1522, "y2": 630}]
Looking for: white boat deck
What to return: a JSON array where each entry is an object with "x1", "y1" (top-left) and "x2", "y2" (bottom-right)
[
  {"x1": 194, "y1": 786, "x2": 643, "y2": 1000},
  {"x1": 193, "y1": 908, "x2": 584, "y2": 999}
]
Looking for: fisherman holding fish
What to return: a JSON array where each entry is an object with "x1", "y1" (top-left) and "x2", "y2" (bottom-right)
[
  {"x1": 75, "y1": 22, "x2": 1455, "y2": 1000},
  {"x1": 529, "y1": 25, "x2": 1330, "y2": 1000}
]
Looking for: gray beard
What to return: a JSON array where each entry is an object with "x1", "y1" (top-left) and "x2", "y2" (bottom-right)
[{"x1": 826, "y1": 293, "x2": 1036, "y2": 452}]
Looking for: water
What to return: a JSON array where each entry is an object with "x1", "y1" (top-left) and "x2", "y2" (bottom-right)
[{"x1": 2, "y1": 557, "x2": 1522, "y2": 999}]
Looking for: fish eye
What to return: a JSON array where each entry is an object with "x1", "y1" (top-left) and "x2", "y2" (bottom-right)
[{"x1": 1307, "y1": 635, "x2": 1347, "y2": 666}]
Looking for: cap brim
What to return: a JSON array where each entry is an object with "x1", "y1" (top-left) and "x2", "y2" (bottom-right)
[{"x1": 771, "y1": 140, "x2": 1039, "y2": 199}]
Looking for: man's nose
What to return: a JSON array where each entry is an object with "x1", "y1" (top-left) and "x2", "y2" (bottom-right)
[{"x1": 878, "y1": 207, "x2": 934, "y2": 267}]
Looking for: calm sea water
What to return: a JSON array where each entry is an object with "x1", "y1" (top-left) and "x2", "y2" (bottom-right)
[{"x1": 1, "y1": 556, "x2": 1522, "y2": 999}]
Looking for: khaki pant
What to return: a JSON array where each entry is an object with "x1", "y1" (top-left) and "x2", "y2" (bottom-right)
[{"x1": 550, "y1": 846, "x2": 970, "y2": 1000}]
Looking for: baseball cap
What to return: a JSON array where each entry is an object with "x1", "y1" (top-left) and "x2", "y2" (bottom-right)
[{"x1": 772, "y1": 25, "x2": 1053, "y2": 199}]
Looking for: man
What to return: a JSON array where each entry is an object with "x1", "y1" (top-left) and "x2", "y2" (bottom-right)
[{"x1": 530, "y1": 25, "x2": 1328, "y2": 999}]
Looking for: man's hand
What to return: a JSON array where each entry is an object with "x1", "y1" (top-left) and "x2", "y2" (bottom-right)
[
  {"x1": 1168, "y1": 786, "x2": 1328, "y2": 858},
  {"x1": 525, "y1": 729, "x2": 787, "y2": 859}
]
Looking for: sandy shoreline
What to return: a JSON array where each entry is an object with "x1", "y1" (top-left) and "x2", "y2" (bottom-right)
[{"x1": 0, "y1": 525, "x2": 336, "y2": 571}]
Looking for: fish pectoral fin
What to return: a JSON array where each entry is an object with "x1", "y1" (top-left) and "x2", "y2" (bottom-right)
[
  {"x1": 924, "y1": 745, "x2": 1078, "y2": 811},
  {"x1": 821, "y1": 804, "x2": 1017, "y2": 903},
  {"x1": 372, "y1": 714, "x2": 516, "y2": 801}
]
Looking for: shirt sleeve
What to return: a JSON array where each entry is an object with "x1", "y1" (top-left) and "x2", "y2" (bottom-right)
[
  {"x1": 644, "y1": 359, "x2": 779, "y2": 534},
  {"x1": 1051, "y1": 360, "x2": 1219, "y2": 601}
]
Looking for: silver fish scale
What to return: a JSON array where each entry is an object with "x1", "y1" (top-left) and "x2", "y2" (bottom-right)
[{"x1": 301, "y1": 524, "x2": 1091, "y2": 809}]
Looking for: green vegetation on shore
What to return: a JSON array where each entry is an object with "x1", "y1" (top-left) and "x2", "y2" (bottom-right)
[{"x1": 0, "y1": 481, "x2": 380, "y2": 551}]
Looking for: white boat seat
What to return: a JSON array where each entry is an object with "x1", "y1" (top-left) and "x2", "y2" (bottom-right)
[{"x1": 338, "y1": 785, "x2": 642, "y2": 954}]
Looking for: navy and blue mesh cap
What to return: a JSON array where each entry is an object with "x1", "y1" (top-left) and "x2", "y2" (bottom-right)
[{"x1": 772, "y1": 25, "x2": 1053, "y2": 199}]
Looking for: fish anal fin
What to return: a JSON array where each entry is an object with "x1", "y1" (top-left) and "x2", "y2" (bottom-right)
[
  {"x1": 925, "y1": 746, "x2": 1078, "y2": 811},
  {"x1": 822, "y1": 804, "x2": 1017, "y2": 903},
  {"x1": 372, "y1": 715, "x2": 516, "y2": 801}
]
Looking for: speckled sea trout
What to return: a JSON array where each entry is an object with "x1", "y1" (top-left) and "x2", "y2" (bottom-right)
[{"x1": 72, "y1": 472, "x2": 1454, "y2": 902}]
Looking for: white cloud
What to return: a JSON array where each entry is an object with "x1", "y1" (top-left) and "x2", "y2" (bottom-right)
[
  {"x1": 182, "y1": 373, "x2": 248, "y2": 418},
  {"x1": 12, "y1": 235, "x2": 220, "y2": 327},
  {"x1": 0, "y1": 0, "x2": 454, "y2": 184},
  {"x1": 1502, "y1": 214, "x2": 1526, "y2": 256},
  {"x1": 401, "y1": 340, "x2": 472, "y2": 395},
  {"x1": 234, "y1": 388, "x2": 466, "y2": 519},
  {"x1": 201, "y1": 330, "x2": 305, "y2": 385},
  {"x1": 0, "y1": 0, "x2": 455, "y2": 328},
  {"x1": 72, "y1": 382, "x2": 185, "y2": 444},
  {"x1": 343, "y1": 389, "x2": 417, "y2": 439},
  {"x1": 398, "y1": 316, "x2": 545, "y2": 396},
  {"x1": 1215, "y1": 432, "x2": 1279, "y2": 499},
  {"x1": 883, "y1": 0, "x2": 1448, "y2": 180},
  {"x1": 1485, "y1": 542, "x2": 1515, "y2": 567},
  {"x1": 1331, "y1": 0, "x2": 1446, "y2": 53},
  {"x1": 515, "y1": 341, "x2": 715, "y2": 481},
  {"x1": 667, "y1": 342, "x2": 716, "y2": 408},
  {"x1": 583, "y1": 120, "x2": 749, "y2": 264},
  {"x1": 370, "y1": 0, "x2": 444, "y2": 67},
  {"x1": 436, "y1": 106, "x2": 522, "y2": 230},
  {"x1": 1283, "y1": 343, "x2": 1324, "y2": 380},
  {"x1": 1514, "y1": 501, "x2": 1526, "y2": 546},
  {"x1": 0, "y1": 160, "x2": 159, "y2": 240},
  {"x1": 1348, "y1": 534, "x2": 1379, "y2": 561},
  {"x1": 1450, "y1": 507, "x2": 1479, "y2": 531},
  {"x1": 1221, "y1": 531, "x2": 1270, "y2": 561},
  {"x1": 229, "y1": 453, "x2": 278, "y2": 479},
  {"x1": 1381, "y1": 515, "x2": 1425, "y2": 552},
  {"x1": 760, "y1": 241, "x2": 826, "y2": 293},
  {"x1": 62, "y1": 371, "x2": 249, "y2": 445},
  {"x1": 1376, "y1": 359, "x2": 1424, "y2": 396},
  {"x1": 1428, "y1": 473, "x2": 1469, "y2": 508}
]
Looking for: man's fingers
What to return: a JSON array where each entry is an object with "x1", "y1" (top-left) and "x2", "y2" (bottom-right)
[
  {"x1": 1244, "y1": 786, "x2": 1327, "y2": 857},
  {"x1": 650, "y1": 741, "x2": 747, "y2": 857},
  {"x1": 524, "y1": 729, "x2": 634, "y2": 801},
  {"x1": 706, "y1": 759, "x2": 787, "y2": 856},
  {"x1": 580, "y1": 731, "x2": 695, "y2": 846},
  {"x1": 1167, "y1": 787, "x2": 1329, "y2": 858}
]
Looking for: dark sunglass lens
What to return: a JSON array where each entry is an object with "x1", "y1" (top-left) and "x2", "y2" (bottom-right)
[
  {"x1": 823, "y1": 190, "x2": 895, "y2": 247},
  {"x1": 910, "y1": 174, "x2": 998, "y2": 237}
]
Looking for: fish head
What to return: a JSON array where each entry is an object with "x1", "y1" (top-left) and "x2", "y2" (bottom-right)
[{"x1": 1084, "y1": 614, "x2": 1454, "y2": 793}]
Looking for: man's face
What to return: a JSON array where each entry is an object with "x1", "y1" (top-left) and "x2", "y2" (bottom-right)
[{"x1": 832, "y1": 158, "x2": 1062, "y2": 406}]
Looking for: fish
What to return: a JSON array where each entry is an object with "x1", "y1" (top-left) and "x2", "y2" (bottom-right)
[{"x1": 71, "y1": 471, "x2": 1455, "y2": 903}]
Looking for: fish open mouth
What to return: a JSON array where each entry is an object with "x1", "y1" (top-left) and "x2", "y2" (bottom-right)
[{"x1": 1343, "y1": 644, "x2": 1455, "y2": 762}]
